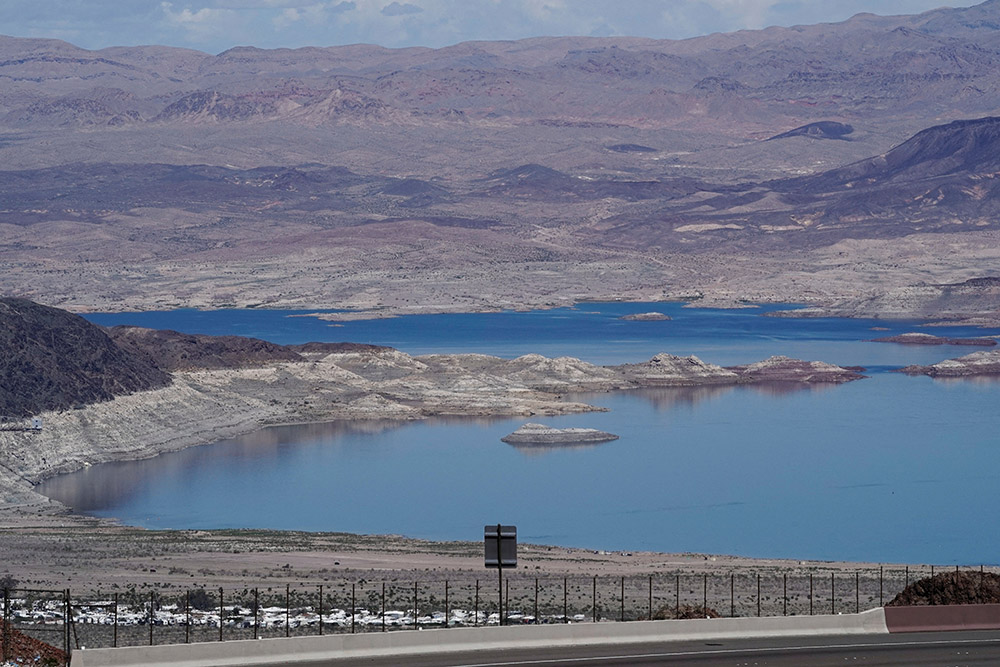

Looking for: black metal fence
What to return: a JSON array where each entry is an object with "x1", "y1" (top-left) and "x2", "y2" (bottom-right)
[{"x1": 4, "y1": 565, "x2": 993, "y2": 665}]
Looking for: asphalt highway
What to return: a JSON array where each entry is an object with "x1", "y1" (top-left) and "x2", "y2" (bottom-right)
[{"x1": 306, "y1": 631, "x2": 1000, "y2": 666}]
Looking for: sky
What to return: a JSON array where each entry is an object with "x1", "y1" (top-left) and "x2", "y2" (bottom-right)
[{"x1": 0, "y1": 0, "x2": 984, "y2": 54}]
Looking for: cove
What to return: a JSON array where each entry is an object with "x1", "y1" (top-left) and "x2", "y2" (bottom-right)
[{"x1": 39, "y1": 302, "x2": 1000, "y2": 565}]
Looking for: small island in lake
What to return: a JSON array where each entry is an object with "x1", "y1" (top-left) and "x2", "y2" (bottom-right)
[
  {"x1": 620, "y1": 312, "x2": 671, "y2": 321},
  {"x1": 871, "y1": 332, "x2": 996, "y2": 347},
  {"x1": 501, "y1": 423, "x2": 619, "y2": 445}
]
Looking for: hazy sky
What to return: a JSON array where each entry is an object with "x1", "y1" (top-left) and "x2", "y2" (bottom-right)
[{"x1": 2, "y1": 1, "x2": 984, "y2": 54}]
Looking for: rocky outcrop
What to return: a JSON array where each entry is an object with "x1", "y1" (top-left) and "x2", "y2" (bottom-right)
[
  {"x1": 0, "y1": 299, "x2": 170, "y2": 418},
  {"x1": 888, "y1": 571, "x2": 1000, "y2": 606},
  {"x1": 612, "y1": 354, "x2": 739, "y2": 386},
  {"x1": 898, "y1": 349, "x2": 1000, "y2": 377},
  {"x1": 871, "y1": 332, "x2": 995, "y2": 347},
  {"x1": 726, "y1": 356, "x2": 867, "y2": 383},
  {"x1": 500, "y1": 423, "x2": 618, "y2": 445},
  {"x1": 619, "y1": 312, "x2": 671, "y2": 321}
]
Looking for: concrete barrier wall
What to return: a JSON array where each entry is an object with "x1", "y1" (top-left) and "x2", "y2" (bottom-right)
[
  {"x1": 885, "y1": 604, "x2": 1000, "y2": 633},
  {"x1": 71, "y1": 608, "x2": 888, "y2": 667}
]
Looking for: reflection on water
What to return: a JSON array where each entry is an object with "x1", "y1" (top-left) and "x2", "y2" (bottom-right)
[
  {"x1": 38, "y1": 420, "x2": 410, "y2": 511},
  {"x1": 505, "y1": 440, "x2": 613, "y2": 457}
]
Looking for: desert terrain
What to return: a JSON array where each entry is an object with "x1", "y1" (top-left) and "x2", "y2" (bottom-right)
[
  {"x1": 2, "y1": 2, "x2": 1000, "y2": 321},
  {"x1": 5, "y1": 1, "x2": 1000, "y2": 602}
]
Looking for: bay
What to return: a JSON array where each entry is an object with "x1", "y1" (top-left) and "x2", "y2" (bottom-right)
[{"x1": 39, "y1": 303, "x2": 1000, "y2": 565}]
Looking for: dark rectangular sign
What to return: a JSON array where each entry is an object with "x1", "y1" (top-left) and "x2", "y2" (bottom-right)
[{"x1": 484, "y1": 524, "x2": 517, "y2": 568}]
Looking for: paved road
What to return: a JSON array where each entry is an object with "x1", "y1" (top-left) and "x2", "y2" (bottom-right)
[{"x1": 305, "y1": 631, "x2": 1000, "y2": 666}]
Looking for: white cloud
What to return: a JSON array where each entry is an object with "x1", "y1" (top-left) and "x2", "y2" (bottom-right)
[
  {"x1": 161, "y1": 2, "x2": 237, "y2": 38},
  {"x1": 381, "y1": 2, "x2": 423, "y2": 16}
]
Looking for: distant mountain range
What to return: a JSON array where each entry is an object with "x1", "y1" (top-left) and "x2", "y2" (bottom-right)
[{"x1": 2, "y1": 1, "x2": 1000, "y2": 316}]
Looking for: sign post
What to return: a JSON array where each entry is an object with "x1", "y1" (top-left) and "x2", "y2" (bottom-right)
[{"x1": 484, "y1": 524, "x2": 516, "y2": 626}]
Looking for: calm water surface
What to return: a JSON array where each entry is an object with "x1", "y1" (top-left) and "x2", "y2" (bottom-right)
[{"x1": 41, "y1": 303, "x2": 1000, "y2": 564}]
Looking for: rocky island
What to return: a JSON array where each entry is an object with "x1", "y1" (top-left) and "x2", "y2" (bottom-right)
[
  {"x1": 501, "y1": 423, "x2": 619, "y2": 445},
  {"x1": 871, "y1": 332, "x2": 996, "y2": 347},
  {"x1": 899, "y1": 349, "x2": 1000, "y2": 378},
  {"x1": 619, "y1": 312, "x2": 671, "y2": 322}
]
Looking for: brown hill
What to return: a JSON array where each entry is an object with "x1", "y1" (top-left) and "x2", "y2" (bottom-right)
[
  {"x1": 107, "y1": 326, "x2": 304, "y2": 371},
  {"x1": 0, "y1": 299, "x2": 170, "y2": 418}
]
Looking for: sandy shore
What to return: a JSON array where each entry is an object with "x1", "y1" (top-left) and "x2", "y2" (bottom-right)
[{"x1": 0, "y1": 505, "x2": 945, "y2": 604}]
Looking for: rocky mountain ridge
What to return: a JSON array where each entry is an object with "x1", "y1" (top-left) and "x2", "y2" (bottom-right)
[{"x1": 4, "y1": 3, "x2": 1000, "y2": 320}]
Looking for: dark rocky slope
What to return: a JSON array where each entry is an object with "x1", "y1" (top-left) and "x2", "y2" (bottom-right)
[
  {"x1": 888, "y1": 571, "x2": 1000, "y2": 606},
  {"x1": 108, "y1": 326, "x2": 303, "y2": 371},
  {"x1": 0, "y1": 298, "x2": 170, "y2": 418}
]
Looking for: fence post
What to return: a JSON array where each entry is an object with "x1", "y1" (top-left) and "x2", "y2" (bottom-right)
[
  {"x1": 905, "y1": 566, "x2": 909, "y2": 588},
  {"x1": 318, "y1": 585, "x2": 323, "y2": 636},
  {"x1": 352, "y1": 583, "x2": 356, "y2": 634},
  {"x1": 253, "y1": 588, "x2": 259, "y2": 640},
  {"x1": 381, "y1": 582, "x2": 386, "y2": 633},
  {"x1": 113, "y1": 592, "x2": 119, "y2": 648},
  {"x1": 620, "y1": 576, "x2": 625, "y2": 622},
  {"x1": 149, "y1": 590, "x2": 154, "y2": 646},
  {"x1": 3, "y1": 586, "x2": 9, "y2": 663},
  {"x1": 855, "y1": 572, "x2": 859, "y2": 613},
  {"x1": 475, "y1": 579, "x2": 480, "y2": 627},
  {"x1": 65, "y1": 589, "x2": 71, "y2": 666},
  {"x1": 675, "y1": 574, "x2": 679, "y2": 619},
  {"x1": 218, "y1": 588, "x2": 224, "y2": 643},
  {"x1": 413, "y1": 582, "x2": 418, "y2": 630},
  {"x1": 563, "y1": 577, "x2": 569, "y2": 623},
  {"x1": 879, "y1": 567, "x2": 883, "y2": 606},
  {"x1": 756, "y1": 574, "x2": 761, "y2": 617},
  {"x1": 649, "y1": 575, "x2": 653, "y2": 621},
  {"x1": 563, "y1": 577, "x2": 567, "y2": 623},
  {"x1": 285, "y1": 585, "x2": 290, "y2": 638},
  {"x1": 534, "y1": 578, "x2": 538, "y2": 625},
  {"x1": 703, "y1": 574, "x2": 707, "y2": 616},
  {"x1": 592, "y1": 576, "x2": 597, "y2": 623},
  {"x1": 185, "y1": 590, "x2": 191, "y2": 644},
  {"x1": 831, "y1": 573, "x2": 835, "y2": 615},
  {"x1": 809, "y1": 573, "x2": 813, "y2": 616},
  {"x1": 783, "y1": 574, "x2": 787, "y2": 616},
  {"x1": 730, "y1": 573, "x2": 735, "y2": 618},
  {"x1": 446, "y1": 580, "x2": 450, "y2": 629}
]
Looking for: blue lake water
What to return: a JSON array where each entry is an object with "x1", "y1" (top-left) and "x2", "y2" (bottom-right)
[{"x1": 39, "y1": 303, "x2": 1000, "y2": 565}]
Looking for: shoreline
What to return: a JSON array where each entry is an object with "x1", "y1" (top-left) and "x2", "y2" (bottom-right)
[{"x1": 0, "y1": 505, "x2": 960, "y2": 595}]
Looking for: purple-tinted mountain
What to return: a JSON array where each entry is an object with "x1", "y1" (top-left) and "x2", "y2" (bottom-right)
[
  {"x1": 0, "y1": 299, "x2": 170, "y2": 418},
  {"x1": 3, "y1": 3, "x2": 1000, "y2": 317}
]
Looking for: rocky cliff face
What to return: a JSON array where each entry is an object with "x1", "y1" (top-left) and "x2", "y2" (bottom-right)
[{"x1": 0, "y1": 299, "x2": 170, "y2": 418}]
